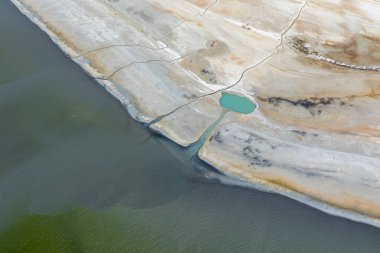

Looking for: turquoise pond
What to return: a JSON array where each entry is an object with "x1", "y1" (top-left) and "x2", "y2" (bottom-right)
[{"x1": 220, "y1": 93, "x2": 257, "y2": 114}]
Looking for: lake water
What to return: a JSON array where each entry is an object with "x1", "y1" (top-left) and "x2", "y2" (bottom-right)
[
  {"x1": 1, "y1": 0, "x2": 380, "y2": 252},
  {"x1": 220, "y1": 93, "x2": 257, "y2": 114}
]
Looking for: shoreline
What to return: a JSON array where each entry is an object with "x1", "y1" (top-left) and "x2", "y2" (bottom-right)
[{"x1": 10, "y1": 0, "x2": 380, "y2": 229}]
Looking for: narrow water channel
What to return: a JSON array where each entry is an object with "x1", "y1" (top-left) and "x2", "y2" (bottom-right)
[{"x1": 1, "y1": 0, "x2": 379, "y2": 252}]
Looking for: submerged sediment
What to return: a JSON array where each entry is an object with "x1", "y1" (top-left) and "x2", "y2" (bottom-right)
[{"x1": 11, "y1": 0, "x2": 380, "y2": 228}]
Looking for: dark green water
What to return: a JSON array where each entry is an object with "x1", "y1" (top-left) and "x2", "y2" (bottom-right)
[{"x1": 1, "y1": 0, "x2": 380, "y2": 252}]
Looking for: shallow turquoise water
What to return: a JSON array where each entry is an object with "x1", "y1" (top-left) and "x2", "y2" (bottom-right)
[
  {"x1": 1, "y1": 0, "x2": 380, "y2": 252},
  {"x1": 220, "y1": 92, "x2": 256, "y2": 114}
]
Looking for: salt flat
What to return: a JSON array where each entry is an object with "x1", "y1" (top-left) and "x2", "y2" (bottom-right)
[{"x1": 11, "y1": 0, "x2": 380, "y2": 227}]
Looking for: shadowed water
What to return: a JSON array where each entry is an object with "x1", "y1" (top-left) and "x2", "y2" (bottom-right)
[{"x1": 1, "y1": 0, "x2": 380, "y2": 252}]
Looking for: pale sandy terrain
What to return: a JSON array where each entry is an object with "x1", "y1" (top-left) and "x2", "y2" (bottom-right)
[{"x1": 11, "y1": 0, "x2": 380, "y2": 227}]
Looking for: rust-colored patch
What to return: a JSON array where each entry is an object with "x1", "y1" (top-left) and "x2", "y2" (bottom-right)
[
  {"x1": 257, "y1": 103, "x2": 380, "y2": 138},
  {"x1": 180, "y1": 40, "x2": 230, "y2": 84},
  {"x1": 264, "y1": 175, "x2": 380, "y2": 219},
  {"x1": 186, "y1": 0, "x2": 211, "y2": 8},
  {"x1": 84, "y1": 54, "x2": 110, "y2": 76},
  {"x1": 293, "y1": 20, "x2": 322, "y2": 35},
  {"x1": 230, "y1": 55, "x2": 245, "y2": 65},
  {"x1": 152, "y1": 1, "x2": 193, "y2": 21},
  {"x1": 221, "y1": 165, "x2": 380, "y2": 219},
  {"x1": 287, "y1": 34, "x2": 380, "y2": 69},
  {"x1": 322, "y1": 34, "x2": 380, "y2": 66},
  {"x1": 312, "y1": 0, "x2": 379, "y2": 25}
]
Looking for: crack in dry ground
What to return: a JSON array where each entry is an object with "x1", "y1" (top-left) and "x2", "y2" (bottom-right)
[
  {"x1": 150, "y1": 0, "x2": 310, "y2": 125},
  {"x1": 71, "y1": 44, "x2": 168, "y2": 59},
  {"x1": 276, "y1": 0, "x2": 309, "y2": 52},
  {"x1": 148, "y1": 52, "x2": 277, "y2": 125},
  {"x1": 99, "y1": 0, "x2": 158, "y2": 42},
  {"x1": 158, "y1": 0, "x2": 219, "y2": 41},
  {"x1": 94, "y1": 52, "x2": 193, "y2": 81},
  {"x1": 92, "y1": 46, "x2": 212, "y2": 81},
  {"x1": 201, "y1": 0, "x2": 219, "y2": 16}
]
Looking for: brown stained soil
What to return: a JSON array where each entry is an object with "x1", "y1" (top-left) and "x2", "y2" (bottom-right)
[
  {"x1": 180, "y1": 40, "x2": 230, "y2": 84},
  {"x1": 206, "y1": 156, "x2": 380, "y2": 220},
  {"x1": 287, "y1": 34, "x2": 380, "y2": 67}
]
